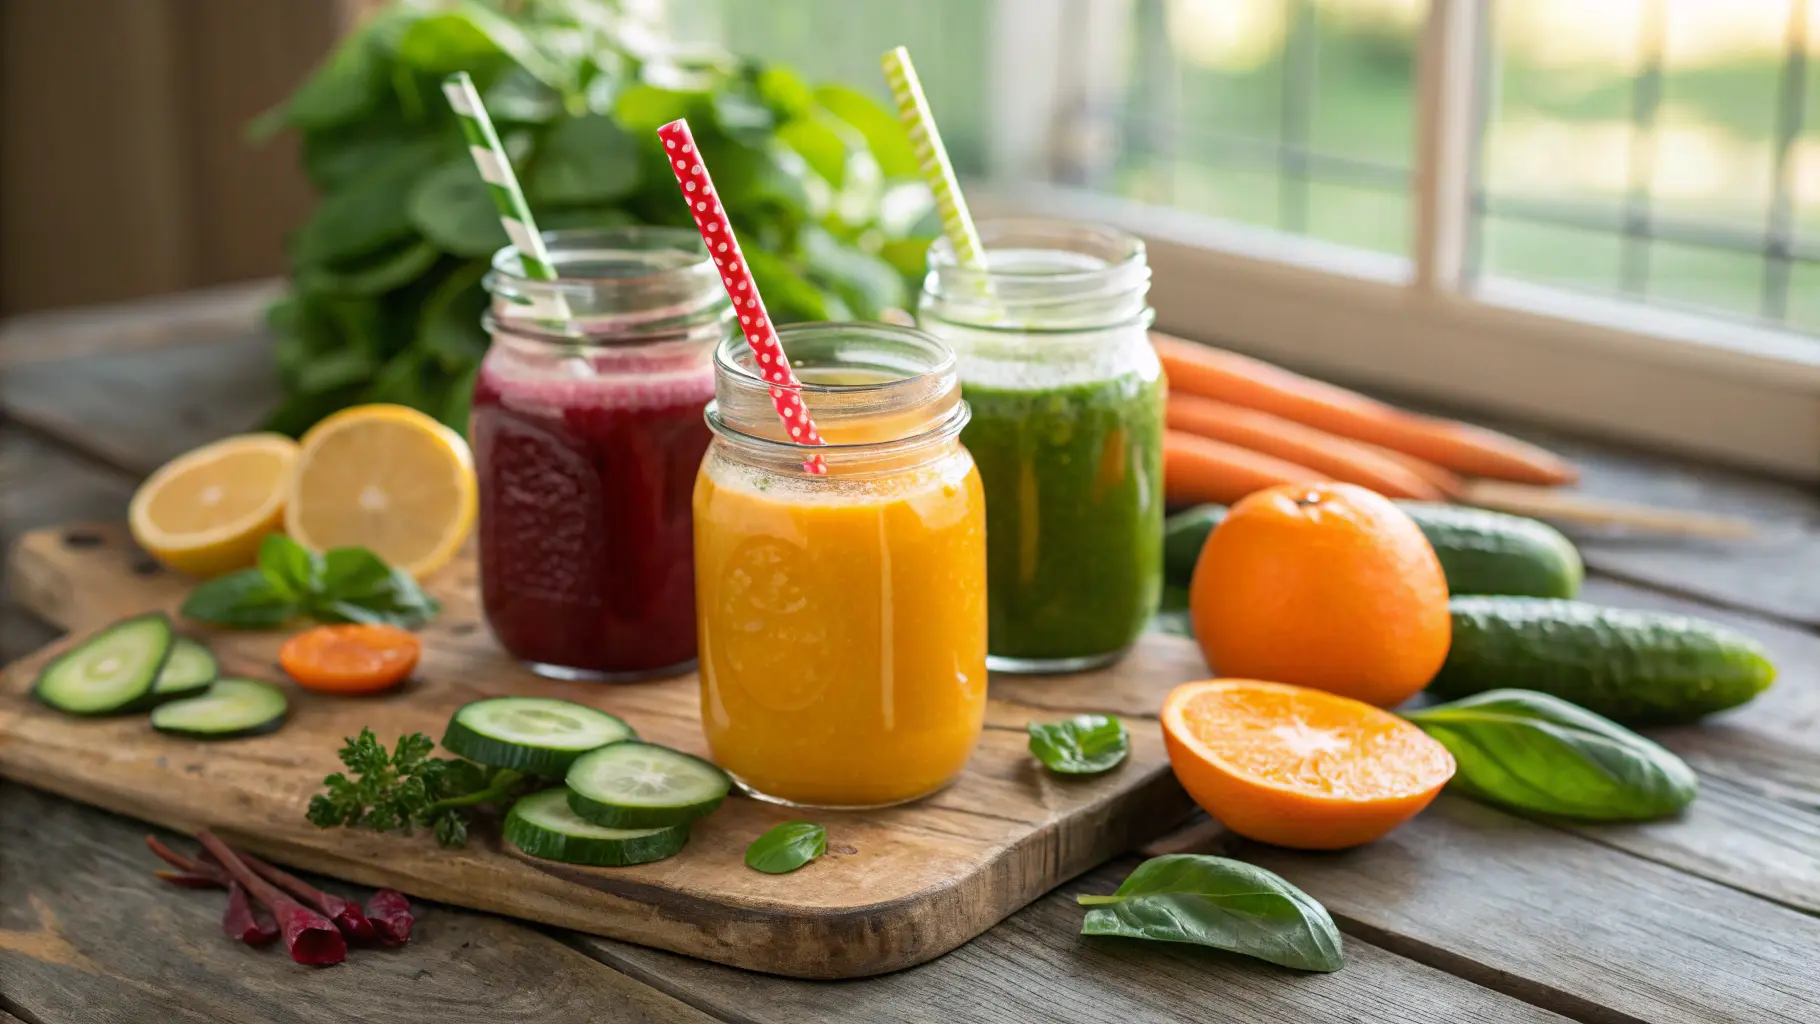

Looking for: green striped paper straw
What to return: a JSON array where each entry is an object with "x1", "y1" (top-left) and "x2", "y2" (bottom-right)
[
  {"x1": 441, "y1": 72, "x2": 568, "y2": 321},
  {"x1": 882, "y1": 46, "x2": 988, "y2": 271}
]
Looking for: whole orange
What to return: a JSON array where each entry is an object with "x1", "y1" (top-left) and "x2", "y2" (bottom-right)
[{"x1": 1188, "y1": 482, "x2": 1450, "y2": 706}]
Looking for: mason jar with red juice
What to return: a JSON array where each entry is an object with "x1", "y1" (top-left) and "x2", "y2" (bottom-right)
[{"x1": 473, "y1": 228, "x2": 730, "y2": 680}]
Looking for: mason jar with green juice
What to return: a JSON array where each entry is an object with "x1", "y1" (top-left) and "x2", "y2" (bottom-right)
[{"x1": 918, "y1": 219, "x2": 1164, "y2": 674}]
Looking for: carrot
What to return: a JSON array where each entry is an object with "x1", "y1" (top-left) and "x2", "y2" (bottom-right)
[
  {"x1": 1166, "y1": 393, "x2": 1443, "y2": 500},
  {"x1": 1353, "y1": 441, "x2": 1465, "y2": 499},
  {"x1": 1153, "y1": 336, "x2": 1577, "y2": 485},
  {"x1": 1163, "y1": 430, "x2": 1323, "y2": 506},
  {"x1": 279, "y1": 624, "x2": 421, "y2": 695}
]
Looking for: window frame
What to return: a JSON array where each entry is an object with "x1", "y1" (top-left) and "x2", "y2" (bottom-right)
[{"x1": 980, "y1": 0, "x2": 1820, "y2": 479}]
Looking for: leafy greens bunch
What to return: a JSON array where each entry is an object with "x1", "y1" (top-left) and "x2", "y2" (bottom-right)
[{"x1": 255, "y1": 0, "x2": 936, "y2": 437}]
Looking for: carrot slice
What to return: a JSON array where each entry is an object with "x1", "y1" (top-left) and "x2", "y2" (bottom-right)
[
  {"x1": 1153, "y1": 335, "x2": 1577, "y2": 485},
  {"x1": 1166, "y1": 392, "x2": 1443, "y2": 500},
  {"x1": 1164, "y1": 430, "x2": 1322, "y2": 506},
  {"x1": 279, "y1": 624, "x2": 421, "y2": 694}
]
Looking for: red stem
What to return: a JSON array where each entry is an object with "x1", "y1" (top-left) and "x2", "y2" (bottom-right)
[
  {"x1": 237, "y1": 849, "x2": 376, "y2": 945},
  {"x1": 154, "y1": 870, "x2": 226, "y2": 890},
  {"x1": 363, "y1": 889, "x2": 414, "y2": 947},
  {"x1": 195, "y1": 830, "x2": 345, "y2": 966},
  {"x1": 222, "y1": 882, "x2": 279, "y2": 945},
  {"x1": 146, "y1": 835, "x2": 230, "y2": 884}
]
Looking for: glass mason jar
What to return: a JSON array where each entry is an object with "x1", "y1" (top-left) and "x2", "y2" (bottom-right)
[
  {"x1": 474, "y1": 228, "x2": 730, "y2": 681},
  {"x1": 918, "y1": 218, "x2": 1163, "y2": 674},
  {"x1": 694, "y1": 323, "x2": 988, "y2": 808}
]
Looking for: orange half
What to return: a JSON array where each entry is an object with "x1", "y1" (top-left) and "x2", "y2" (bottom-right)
[{"x1": 1161, "y1": 678, "x2": 1455, "y2": 850}]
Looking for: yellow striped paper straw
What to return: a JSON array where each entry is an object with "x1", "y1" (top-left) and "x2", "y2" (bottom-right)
[{"x1": 882, "y1": 46, "x2": 988, "y2": 271}]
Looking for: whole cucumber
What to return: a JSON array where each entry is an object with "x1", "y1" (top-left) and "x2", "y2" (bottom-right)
[
  {"x1": 1401, "y1": 504, "x2": 1582, "y2": 599},
  {"x1": 1162, "y1": 501, "x2": 1583, "y2": 598},
  {"x1": 1432, "y1": 596, "x2": 1777, "y2": 725}
]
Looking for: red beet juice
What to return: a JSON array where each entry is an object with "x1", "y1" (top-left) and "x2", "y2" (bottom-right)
[{"x1": 472, "y1": 347, "x2": 715, "y2": 679}]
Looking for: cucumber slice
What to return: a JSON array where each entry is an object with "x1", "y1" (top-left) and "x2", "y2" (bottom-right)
[
  {"x1": 441, "y1": 697, "x2": 636, "y2": 775},
  {"x1": 504, "y1": 788, "x2": 689, "y2": 867},
  {"x1": 565, "y1": 741, "x2": 731, "y2": 829},
  {"x1": 153, "y1": 637, "x2": 219, "y2": 699},
  {"x1": 34, "y1": 613, "x2": 174, "y2": 715},
  {"x1": 151, "y1": 678, "x2": 288, "y2": 739}
]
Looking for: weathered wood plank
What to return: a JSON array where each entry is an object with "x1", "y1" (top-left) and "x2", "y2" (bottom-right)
[
  {"x1": 574, "y1": 856, "x2": 1574, "y2": 1024},
  {"x1": 0, "y1": 426, "x2": 135, "y2": 661},
  {"x1": 0, "y1": 786, "x2": 719, "y2": 1024},
  {"x1": 1496, "y1": 423, "x2": 1820, "y2": 627},
  {"x1": 1238, "y1": 795, "x2": 1820, "y2": 1024},
  {"x1": 0, "y1": 332, "x2": 278, "y2": 476},
  {"x1": 0, "y1": 279, "x2": 277, "y2": 368},
  {"x1": 1561, "y1": 774, "x2": 1820, "y2": 915}
]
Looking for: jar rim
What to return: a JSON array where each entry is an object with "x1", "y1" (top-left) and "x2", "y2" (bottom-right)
[
  {"x1": 704, "y1": 397, "x2": 971, "y2": 459},
  {"x1": 487, "y1": 226, "x2": 716, "y2": 284},
  {"x1": 713, "y1": 321, "x2": 957, "y2": 396},
  {"x1": 925, "y1": 217, "x2": 1146, "y2": 282},
  {"x1": 484, "y1": 227, "x2": 731, "y2": 345},
  {"x1": 709, "y1": 321, "x2": 965, "y2": 463}
]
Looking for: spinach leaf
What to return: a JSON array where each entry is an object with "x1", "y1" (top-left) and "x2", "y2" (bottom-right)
[
  {"x1": 181, "y1": 571, "x2": 299, "y2": 629},
  {"x1": 814, "y1": 84, "x2": 919, "y2": 180},
  {"x1": 418, "y1": 261, "x2": 493, "y2": 369},
  {"x1": 527, "y1": 115, "x2": 641, "y2": 205},
  {"x1": 1404, "y1": 689, "x2": 1697, "y2": 820},
  {"x1": 296, "y1": 241, "x2": 441, "y2": 297},
  {"x1": 1078, "y1": 855, "x2": 1343, "y2": 972},
  {"x1": 745, "y1": 821, "x2": 826, "y2": 875},
  {"x1": 409, "y1": 157, "x2": 511, "y2": 258},
  {"x1": 777, "y1": 115, "x2": 852, "y2": 188},
  {"x1": 290, "y1": 141, "x2": 442, "y2": 266},
  {"x1": 757, "y1": 66, "x2": 814, "y2": 121},
  {"x1": 1028, "y1": 714, "x2": 1130, "y2": 775},
  {"x1": 800, "y1": 225, "x2": 905, "y2": 318}
]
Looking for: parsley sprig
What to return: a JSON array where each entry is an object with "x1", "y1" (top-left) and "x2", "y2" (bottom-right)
[{"x1": 306, "y1": 729, "x2": 524, "y2": 848}]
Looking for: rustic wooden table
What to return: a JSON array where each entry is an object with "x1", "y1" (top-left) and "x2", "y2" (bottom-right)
[{"x1": 1, "y1": 290, "x2": 1816, "y2": 1024}]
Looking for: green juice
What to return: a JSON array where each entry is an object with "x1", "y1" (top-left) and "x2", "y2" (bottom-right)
[{"x1": 961, "y1": 370, "x2": 1165, "y2": 665}]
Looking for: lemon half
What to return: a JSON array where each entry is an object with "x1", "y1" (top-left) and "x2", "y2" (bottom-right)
[
  {"x1": 130, "y1": 433, "x2": 298, "y2": 578},
  {"x1": 285, "y1": 404, "x2": 476, "y2": 579}
]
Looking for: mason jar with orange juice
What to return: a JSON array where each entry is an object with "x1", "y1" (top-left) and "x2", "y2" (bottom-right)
[{"x1": 693, "y1": 323, "x2": 987, "y2": 808}]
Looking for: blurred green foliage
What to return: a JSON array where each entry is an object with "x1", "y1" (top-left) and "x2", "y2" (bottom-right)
[{"x1": 254, "y1": 0, "x2": 937, "y2": 437}]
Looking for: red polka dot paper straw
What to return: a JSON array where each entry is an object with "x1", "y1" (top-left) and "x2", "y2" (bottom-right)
[{"x1": 657, "y1": 119, "x2": 828, "y2": 475}]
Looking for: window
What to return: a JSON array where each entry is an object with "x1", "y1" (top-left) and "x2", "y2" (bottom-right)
[
  {"x1": 675, "y1": 0, "x2": 1820, "y2": 478},
  {"x1": 1475, "y1": 0, "x2": 1817, "y2": 333}
]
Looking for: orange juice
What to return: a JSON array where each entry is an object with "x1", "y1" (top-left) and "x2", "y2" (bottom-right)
[{"x1": 694, "y1": 323, "x2": 988, "y2": 807}]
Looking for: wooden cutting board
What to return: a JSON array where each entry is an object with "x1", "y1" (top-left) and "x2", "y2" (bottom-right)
[{"x1": 0, "y1": 524, "x2": 1204, "y2": 979}]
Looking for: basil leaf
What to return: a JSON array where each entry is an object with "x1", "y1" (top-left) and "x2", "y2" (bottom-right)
[
  {"x1": 257, "y1": 535, "x2": 323, "y2": 600},
  {"x1": 1078, "y1": 855, "x2": 1343, "y2": 972},
  {"x1": 1404, "y1": 689, "x2": 1697, "y2": 820},
  {"x1": 313, "y1": 548, "x2": 441, "y2": 629},
  {"x1": 745, "y1": 821, "x2": 826, "y2": 875},
  {"x1": 1028, "y1": 714, "x2": 1130, "y2": 775},
  {"x1": 181, "y1": 570, "x2": 300, "y2": 629}
]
